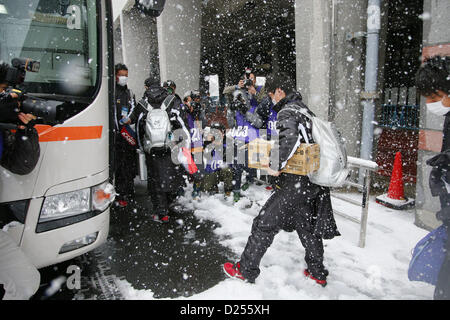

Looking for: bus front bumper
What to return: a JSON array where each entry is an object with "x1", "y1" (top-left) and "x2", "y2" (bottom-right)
[{"x1": 20, "y1": 207, "x2": 110, "y2": 269}]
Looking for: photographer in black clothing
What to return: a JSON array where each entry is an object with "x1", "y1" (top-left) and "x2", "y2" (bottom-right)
[
  {"x1": 0, "y1": 62, "x2": 40, "y2": 175},
  {"x1": 223, "y1": 73, "x2": 340, "y2": 286},
  {"x1": 0, "y1": 62, "x2": 41, "y2": 300},
  {"x1": 113, "y1": 63, "x2": 137, "y2": 207}
]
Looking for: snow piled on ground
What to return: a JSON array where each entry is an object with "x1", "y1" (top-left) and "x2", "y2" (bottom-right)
[{"x1": 117, "y1": 181, "x2": 436, "y2": 300}]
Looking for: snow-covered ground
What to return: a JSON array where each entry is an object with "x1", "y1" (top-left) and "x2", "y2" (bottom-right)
[{"x1": 117, "y1": 181, "x2": 436, "y2": 300}]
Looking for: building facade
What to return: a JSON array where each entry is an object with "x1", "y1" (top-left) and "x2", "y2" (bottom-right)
[{"x1": 114, "y1": 0, "x2": 449, "y2": 230}]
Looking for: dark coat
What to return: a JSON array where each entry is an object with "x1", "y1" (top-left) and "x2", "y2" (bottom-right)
[
  {"x1": 427, "y1": 111, "x2": 450, "y2": 223},
  {"x1": 132, "y1": 85, "x2": 188, "y2": 192},
  {"x1": 0, "y1": 92, "x2": 40, "y2": 175},
  {"x1": 113, "y1": 84, "x2": 137, "y2": 197},
  {"x1": 271, "y1": 92, "x2": 340, "y2": 239},
  {"x1": 114, "y1": 84, "x2": 136, "y2": 130},
  {"x1": 0, "y1": 126, "x2": 40, "y2": 175}
]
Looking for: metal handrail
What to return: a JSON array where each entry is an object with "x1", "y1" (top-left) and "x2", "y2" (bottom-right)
[{"x1": 331, "y1": 156, "x2": 379, "y2": 248}]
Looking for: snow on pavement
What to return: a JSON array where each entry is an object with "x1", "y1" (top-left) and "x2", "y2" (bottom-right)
[{"x1": 117, "y1": 183, "x2": 435, "y2": 300}]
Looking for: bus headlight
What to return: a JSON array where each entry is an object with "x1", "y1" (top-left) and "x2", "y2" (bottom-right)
[
  {"x1": 40, "y1": 188, "x2": 91, "y2": 222},
  {"x1": 39, "y1": 182, "x2": 116, "y2": 223},
  {"x1": 92, "y1": 182, "x2": 116, "y2": 211}
]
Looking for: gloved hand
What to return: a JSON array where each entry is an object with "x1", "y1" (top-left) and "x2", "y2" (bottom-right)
[{"x1": 119, "y1": 117, "x2": 130, "y2": 125}]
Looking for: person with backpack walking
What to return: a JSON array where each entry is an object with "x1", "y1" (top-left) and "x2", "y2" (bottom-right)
[
  {"x1": 124, "y1": 77, "x2": 191, "y2": 223},
  {"x1": 113, "y1": 63, "x2": 138, "y2": 208},
  {"x1": 223, "y1": 73, "x2": 341, "y2": 286},
  {"x1": 415, "y1": 55, "x2": 450, "y2": 300}
]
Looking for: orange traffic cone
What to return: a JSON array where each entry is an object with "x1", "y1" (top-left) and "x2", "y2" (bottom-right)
[
  {"x1": 376, "y1": 151, "x2": 415, "y2": 210},
  {"x1": 387, "y1": 152, "x2": 405, "y2": 200}
]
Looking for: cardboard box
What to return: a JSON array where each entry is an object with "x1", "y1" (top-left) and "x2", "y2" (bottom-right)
[
  {"x1": 281, "y1": 143, "x2": 320, "y2": 175},
  {"x1": 247, "y1": 138, "x2": 320, "y2": 175},
  {"x1": 248, "y1": 138, "x2": 273, "y2": 169}
]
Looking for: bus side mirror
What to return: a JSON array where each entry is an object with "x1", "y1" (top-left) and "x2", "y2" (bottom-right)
[{"x1": 134, "y1": 0, "x2": 166, "y2": 17}]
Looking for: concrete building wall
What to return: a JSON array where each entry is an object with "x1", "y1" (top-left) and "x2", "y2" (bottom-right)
[
  {"x1": 328, "y1": 0, "x2": 368, "y2": 159},
  {"x1": 157, "y1": 0, "x2": 203, "y2": 97},
  {"x1": 118, "y1": 7, "x2": 160, "y2": 99},
  {"x1": 113, "y1": 22, "x2": 123, "y2": 66},
  {"x1": 415, "y1": 0, "x2": 450, "y2": 230},
  {"x1": 295, "y1": 0, "x2": 372, "y2": 159},
  {"x1": 295, "y1": 0, "x2": 332, "y2": 121}
]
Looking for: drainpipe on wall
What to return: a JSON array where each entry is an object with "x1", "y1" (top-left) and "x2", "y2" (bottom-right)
[
  {"x1": 328, "y1": 0, "x2": 338, "y2": 122},
  {"x1": 359, "y1": 0, "x2": 381, "y2": 183},
  {"x1": 119, "y1": 11, "x2": 127, "y2": 65}
]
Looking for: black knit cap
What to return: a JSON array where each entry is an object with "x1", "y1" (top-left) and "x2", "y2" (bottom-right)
[{"x1": 144, "y1": 77, "x2": 160, "y2": 88}]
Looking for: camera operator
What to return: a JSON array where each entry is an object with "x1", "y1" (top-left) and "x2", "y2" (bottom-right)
[
  {"x1": 225, "y1": 70, "x2": 262, "y2": 202},
  {"x1": 0, "y1": 62, "x2": 40, "y2": 176},
  {"x1": 223, "y1": 68, "x2": 266, "y2": 104},
  {"x1": 180, "y1": 90, "x2": 208, "y2": 199},
  {"x1": 0, "y1": 62, "x2": 41, "y2": 300}
]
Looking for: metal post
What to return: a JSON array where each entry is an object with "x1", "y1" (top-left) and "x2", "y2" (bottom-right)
[
  {"x1": 359, "y1": 0, "x2": 381, "y2": 184},
  {"x1": 358, "y1": 169, "x2": 372, "y2": 248}
]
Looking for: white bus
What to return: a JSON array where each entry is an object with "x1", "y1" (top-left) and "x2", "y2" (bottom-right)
[{"x1": 0, "y1": 0, "x2": 116, "y2": 268}]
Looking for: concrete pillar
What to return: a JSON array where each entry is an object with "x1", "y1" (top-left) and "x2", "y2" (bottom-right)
[
  {"x1": 327, "y1": 0, "x2": 367, "y2": 158},
  {"x1": 295, "y1": 0, "x2": 332, "y2": 121},
  {"x1": 117, "y1": 6, "x2": 160, "y2": 100},
  {"x1": 157, "y1": 0, "x2": 202, "y2": 96},
  {"x1": 295, "y1": 0, "x2": 369, "y2": 159},
  {"x1": 415, "y1": 0, "x2": 450, "y2": 230}
]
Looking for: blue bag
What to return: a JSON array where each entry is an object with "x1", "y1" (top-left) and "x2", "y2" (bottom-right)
[{"x1": 408, "y1": 225, "x2": 448, "y2": 285}]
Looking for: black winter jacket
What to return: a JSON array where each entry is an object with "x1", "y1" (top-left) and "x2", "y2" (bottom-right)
[
  {"x1": 269, "y1": 92, "x2": 340, "y2": 239},
  {"x1": 0, "y1": 92, "x2": 40, "y2": 175},
  {"x1": 427, "y1": 111, "x2": 450, "y2": 223},
  {"x1": 114, "y1": 84, "x2": 136, "y2": 131},
  {"x1": 130, "y1": 85, "x2": 190, "y2": 192},
  {"x1": 0, "y1": 126, "x2": 40, "y2": 175},
  {"x1": 273, "y1": 92, "x2": 314, "y2": 172}
]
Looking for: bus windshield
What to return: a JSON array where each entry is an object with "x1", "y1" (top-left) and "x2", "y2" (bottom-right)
[{"x1": 0, "y1": 0, "x2": 99, "y2": 101}]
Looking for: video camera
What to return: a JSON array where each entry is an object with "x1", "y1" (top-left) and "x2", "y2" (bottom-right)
[
  {"x1": 230, "y1": 88, "x2": 250, "y2": 114},
  {"x1": 5, "y1": 58, "x2": 40, "y2": 86},
  {"x1": 2, "y1": 58, "x2": 56, "y2": 123},
  {"x1": 242, "y1": 68, "x2": 254, "y2": 89},
  {"x1": 189, "y1": 90, "x2": 202, "y2": 117}
]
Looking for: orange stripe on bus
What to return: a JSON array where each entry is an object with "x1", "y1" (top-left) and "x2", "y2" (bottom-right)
[{"x1": 36, "y1": 125, "x2": 103, "y2": 142}]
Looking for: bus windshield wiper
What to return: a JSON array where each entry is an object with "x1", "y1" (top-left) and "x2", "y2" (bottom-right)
[{"x1": 26, "y1": 93, "x2": 91, "y2": 104}]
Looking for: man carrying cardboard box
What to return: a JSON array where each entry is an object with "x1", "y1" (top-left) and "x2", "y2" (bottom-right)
[{"x1": 223, "y1": 73, "x2": 340, "y2": 286}]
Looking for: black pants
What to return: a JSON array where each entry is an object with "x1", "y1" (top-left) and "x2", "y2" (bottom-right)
[
  {"x1": 146, "y1": 147, "x2": 183, "y2": 216},
  {"x1": 239, "y1": 178, "x2": 327, "y2": 283},
  {"x1": 114, "y1": 138, "x2": 137, "y2": 200},
  {"x1": 147, "y1": 183, "x2": 178, "y2": 216}
]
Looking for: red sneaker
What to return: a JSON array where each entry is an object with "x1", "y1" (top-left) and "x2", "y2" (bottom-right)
[
  {"x1": 304, "y1": 269, "x2": 327, "y2": 287},
  {"x1": 223, "y1": 262, "x2": 246, "y2": 281},
  {"x1": 151, "y1": 214, "x2": 169, "y2": 224},
  {"x1": 118, "y1": 200, "x2": 128, "y2": 207}
]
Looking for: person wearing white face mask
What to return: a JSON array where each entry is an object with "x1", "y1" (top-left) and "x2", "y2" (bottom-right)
[
  {"x1": 113, "y1": 63, "x2": 137, "y2": 210},
  {"x1": 416, "y1": 55, "x2": 450, "y2": 300}
]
